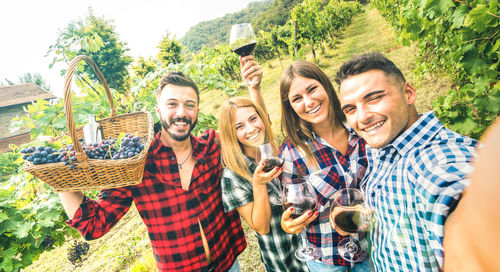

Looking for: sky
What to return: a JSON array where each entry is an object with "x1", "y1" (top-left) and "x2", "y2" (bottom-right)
[{"x1": 0, "y1": 0, "x2": 258, "y2": 97}]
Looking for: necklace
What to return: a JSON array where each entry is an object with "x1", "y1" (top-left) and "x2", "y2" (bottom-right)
[{"x1": 178, "y1": 145, "x2": 193, "y2": 170}]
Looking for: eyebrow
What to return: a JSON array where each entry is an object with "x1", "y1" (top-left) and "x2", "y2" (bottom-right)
[
  {"x1": 341, "y1": 90, "x2": 385, "y2": 111},
  {"x1": 290, "y1": 82, "x2": 317, "y2": 99}
]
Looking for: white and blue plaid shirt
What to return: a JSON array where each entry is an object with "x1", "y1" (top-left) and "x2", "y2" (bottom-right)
[{"x1": 362, "y1": 111, "x2": 478, "y2": 271}]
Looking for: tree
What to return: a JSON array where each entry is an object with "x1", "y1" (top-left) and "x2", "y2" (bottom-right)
[
  {"x1": 47, "y1": 8, "x2": 133, "y2": 94},
  {"x1": 18, "y1": 72, "x2": 51, "y2": 91},
  {"x1": 157, "y1": 32, "x2": 184, "y2": 67},
  {"x1": 291, "y1": 0, "x2": 326, "y2": 59},
  {"x1": 131, "y1": 57, "x2": 158, "y2": 78}
]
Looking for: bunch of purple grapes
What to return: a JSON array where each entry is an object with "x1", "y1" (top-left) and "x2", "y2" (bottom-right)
[
  {"x1": 20, "y1": 134, "x2": 145, "y2": 169},
  {"x1": 41, "y1": 235, "x2": 55, "y2": 249},
  {"x1": 113, "y1": 134, "x2": 145, "y2": 159},
  {"x1": 67, "y1": 241, "x2": 90, "y2": 265}
]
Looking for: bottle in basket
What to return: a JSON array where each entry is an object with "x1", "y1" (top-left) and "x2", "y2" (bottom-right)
[{"x1": 83, "y1": 114, "x2": 103, "y2": 145}]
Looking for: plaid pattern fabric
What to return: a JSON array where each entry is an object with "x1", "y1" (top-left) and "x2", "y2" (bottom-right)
[
  {"x1": 67, "y1": 129, "x2": 246, "y2": 272},
  {"x1": 279, "y1": 129, "x2": 368, "y2": 266},
  {"x1": 221, "y1": 156, "x2": 309, "y2": 272},
  {"x1": 361, "y1": 112, "x2": 478, "y2": 271}
]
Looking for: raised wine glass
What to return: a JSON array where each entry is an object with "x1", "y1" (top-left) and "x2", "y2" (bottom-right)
[
  {"x1": 329, "y1": 188, "x2": 371, "y2": 263},
  {"x1": 282, "y1": 178, "x2": 322, "y2": 261},
  {"x1": 229, "y1": 23, "x2": 258, "y2": 85}
]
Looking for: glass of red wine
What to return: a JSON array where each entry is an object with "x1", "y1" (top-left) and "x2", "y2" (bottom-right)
[
  {"x1": 282, "y1": 178, "x2": 322, "y2": 261},
  {"x1": 259, "y1": 142, "x2": 284, "y2": 205},
  {"x1": 229, "y1": 23, "x2": 258, "y2": 85},
  {"x1": 329, "y1": 188, "x2": 371, "y2": 263}
]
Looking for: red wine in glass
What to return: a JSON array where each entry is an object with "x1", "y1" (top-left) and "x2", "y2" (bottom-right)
[
  {"x1": 233, "y1": 42, "x2": 256, "y2": 57},
  {"x1": 262, "y1": 157, "x2": 285, "y2": 172},
  {"x1": 284, "y1": 197, "x2": 318, "y2": 219},
  {"x1": 333, "y1": 205, "x2": 369, "y2": 233}
]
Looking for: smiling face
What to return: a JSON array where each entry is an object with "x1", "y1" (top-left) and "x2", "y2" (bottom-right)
[
  {"x1": 156, "y1": 84, "x2": 199, "y2": 142},
  {"x1": 339, "y1": 70, "x2": 418, "y2": 148},
  {"x1": 288, "y1": 75, "x2": 330, "y2": 130},
  {"x1": 234, "y1": 106, "x2": 266, "y2": 153}
]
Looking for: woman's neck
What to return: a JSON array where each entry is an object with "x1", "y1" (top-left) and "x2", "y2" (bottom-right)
[
  {"x1": 313, "y1": 122, "x2": 349, "y2": 155},
  {"x1": 243, "y1": 145, "x2": 260, "y2": 162}
]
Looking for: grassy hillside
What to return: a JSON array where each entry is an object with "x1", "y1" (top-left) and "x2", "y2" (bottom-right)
[{"x1": 23, "y1": 5, "x2": 452, "y2": 272}]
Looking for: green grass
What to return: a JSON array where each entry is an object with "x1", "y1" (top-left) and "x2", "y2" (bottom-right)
[{"x1": 23, "y1": 5, "x2": 452, "y2": 272}]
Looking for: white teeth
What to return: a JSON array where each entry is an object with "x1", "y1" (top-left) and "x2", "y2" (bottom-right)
[
  {"x1": 174, "y1": 122, "x2": 187, "y2": 126},
  {"x1": 247, "y1": 133, "x2": 259, "y2": 140},
  {"x1": 363, "y1": 121, "x2": 385, "y2": 132},
  {"x1": 307, "y1": 104, "x2": 320, "y2": 114}
]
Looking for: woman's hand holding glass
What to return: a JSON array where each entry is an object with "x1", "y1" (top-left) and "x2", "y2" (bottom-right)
[
  {"x1": 281, "y1": 179, "x2": 322, "y2": 261},
  {"x1": 252, "y1": 160, "x2": 282, "y2": 187},
  {"x1": 240, "y1": 55, "x2": 262, "y2": 87}
]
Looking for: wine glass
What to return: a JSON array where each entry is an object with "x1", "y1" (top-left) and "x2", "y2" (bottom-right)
[
  {"x1": 229, "y1": 23, "x2": 258, "y2": 85},
  {"x1": 259, "y1": 142, "x2": 284, "y2": 205},
  {"x1": 329, "y1": 188, "x2": 371, "y2": 263},
  {"x1": 282, "y1": 178, "x2": 322, "y2": 261}
]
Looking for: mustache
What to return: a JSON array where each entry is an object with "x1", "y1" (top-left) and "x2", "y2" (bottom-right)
[{"x1": 170, "y1": 117, "x2": 192, "y2": 125}]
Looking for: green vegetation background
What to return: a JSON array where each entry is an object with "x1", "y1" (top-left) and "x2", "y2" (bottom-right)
[{"x1": 22, "y1": 6, "x2": 454, "y2": 272}]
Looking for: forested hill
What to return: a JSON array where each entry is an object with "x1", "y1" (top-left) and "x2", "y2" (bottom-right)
[{"x1": 181, "y1": 0, "x2": 302, "y2": 52}]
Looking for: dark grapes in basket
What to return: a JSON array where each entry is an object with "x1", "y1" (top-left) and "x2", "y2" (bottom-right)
[{"x1": 20, "y1": 133, "x2": 146, "y2": 169}]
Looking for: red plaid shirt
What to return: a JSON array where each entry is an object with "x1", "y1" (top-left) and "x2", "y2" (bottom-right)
[{"x1": 67, "y1": 129, "x2": 246, "y2": 271}]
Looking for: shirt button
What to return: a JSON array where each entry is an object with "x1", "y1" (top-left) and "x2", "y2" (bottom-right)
[{"x1": 170, "y1": 156, "x2": 175, "y2": 160}]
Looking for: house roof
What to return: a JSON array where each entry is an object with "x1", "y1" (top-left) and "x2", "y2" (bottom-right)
[{"x1": 0, "y1": 83, "x2": 57, "y2": 107}]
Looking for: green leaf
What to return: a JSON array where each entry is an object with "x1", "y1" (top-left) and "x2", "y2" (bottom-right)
[
  {"x1": 464, "y1": 4, "x2": 492, "y2": 33},
  {"x1": 451, "y1": 4, "x2": 469, "y2": 29},
  {"x1": 13, "y1": 221, "x2": 34, "y2": 239},
  {"x1": 424, "y1": 0, "x2": 455, "y2": 16}
]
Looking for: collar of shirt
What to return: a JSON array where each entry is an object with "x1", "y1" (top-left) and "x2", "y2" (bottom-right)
[
  {"x1": 375, "y1": 111, "x2": 441, "y2": 157},
  {"x1": 148, "y1": 131, "x2": 212, "y2": 185}
]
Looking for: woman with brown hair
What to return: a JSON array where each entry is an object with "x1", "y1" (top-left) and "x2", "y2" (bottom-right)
[{"x1": 279, "y1": 60, "x2": 373, "y2": 271}]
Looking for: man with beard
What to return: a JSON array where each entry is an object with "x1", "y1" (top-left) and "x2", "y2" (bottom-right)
[
  {"x1": 334, "y1": 52, "x2": 478, "y2": 272},
  {"x1": 58, "y1": 65, "x2": 264, "y2": 271}
]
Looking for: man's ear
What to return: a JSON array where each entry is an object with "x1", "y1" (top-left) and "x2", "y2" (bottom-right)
[
  {"x1": 155, "y1": 105, "x2": 161, "y2": 119},
  {"x1": 403, "y1": 82, "x2": 417, "y2": 105}
]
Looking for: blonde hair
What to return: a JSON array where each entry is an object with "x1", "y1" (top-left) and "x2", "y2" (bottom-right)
[{"x1": 219, "y1": 97, "x2": 278, "y2": 182}]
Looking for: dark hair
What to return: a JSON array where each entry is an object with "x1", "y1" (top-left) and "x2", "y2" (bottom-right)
[
  {"x1": 280, "y1": 60, "x2": 346, "y2": 167},
  {"x1": 156, "y1": 71, "x2": 200, "y2": 104},
  {"x1": 335, "y1": 52, "x2": 406, "y2": 85}
]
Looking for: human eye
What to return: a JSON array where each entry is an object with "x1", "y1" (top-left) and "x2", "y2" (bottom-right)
[
  {"x1": 343, "y1": 106, "x2": 355, "y2": 114},
  {"x1": 166, "y1": 101, "x2": 177, "y2": 108},
  {"x1": 235, "y1": 124, "x2": 243, "y2": 130},
  {"x1": 185, "y1": 103, "x2": 196, "y2": 110},
  {"x1": 291, "y1": 96, "x2": 302, "y2": 103}
]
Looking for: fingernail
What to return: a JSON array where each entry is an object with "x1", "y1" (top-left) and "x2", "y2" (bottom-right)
[
  {"x1": 315, "y1": 211, "x2": 319, "y2": 216},
  {"x1": 275, "y1": 167, "x2": 279, "y2": 170},
  {"x1": 307, "y1": 211, "x2": 312, "y2": 216},
  {"x1": 290, "y1": 207, "x2": 294, "y2": 212}
]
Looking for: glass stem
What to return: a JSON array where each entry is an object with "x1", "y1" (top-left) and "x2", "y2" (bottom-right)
[{"x1": 300, "y1": 230, "x2": 309, "y2": 248}]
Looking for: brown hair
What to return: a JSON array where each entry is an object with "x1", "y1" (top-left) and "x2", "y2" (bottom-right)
[
  {"x1": 280, "y1": 60, "x2": 345, "y2": 166},
  {"x1": 155, "y1": 71, "x2": 200, "y2": 104}
]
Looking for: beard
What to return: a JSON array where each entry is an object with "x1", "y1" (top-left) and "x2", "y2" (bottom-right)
[{"x1": 160, "y1": 115, "x2": 198, "y2": 142}]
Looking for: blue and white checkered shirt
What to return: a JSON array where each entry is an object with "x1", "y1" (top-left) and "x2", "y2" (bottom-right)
[
  {"x1": 362, "y1": 111, "x2": 478, "y2": 271},
  {"x1": 280, "y1": 128, "x2": 369, "y2": 266}
]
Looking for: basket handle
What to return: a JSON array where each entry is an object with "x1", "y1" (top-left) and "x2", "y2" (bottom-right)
[{"x1": 63, "y1": 55, "x2": 116, "y2": 156}]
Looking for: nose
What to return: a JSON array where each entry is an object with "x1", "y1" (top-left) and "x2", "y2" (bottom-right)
[
  {"x1": 356, "y1": 104, "x2": 372, "y2": 124},
  {"x1": 175, "y1": 104, "x2": 187, "y2": 117},
  {"x1": 304, "y1": 94, "x2": 314, "y2": 109}
]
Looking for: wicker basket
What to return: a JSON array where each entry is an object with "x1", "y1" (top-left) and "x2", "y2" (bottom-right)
[{"x1": 24, "y1": 55, "x2": 154, "y2": 192}]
